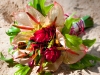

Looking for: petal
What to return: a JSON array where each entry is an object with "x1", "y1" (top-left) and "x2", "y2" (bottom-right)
[
  {"x1": 12, "y1": 31, "x2": 33, "y2": 45},
  {"x1": 34, "y1": 29, "x2": 44, "y2": 35},
  {"x1": 14, "y1": 58, "x2": 32, "y2": 65},
  {"x1": 26, "y1": 5, "x2": 46, "y2": 25},
  {"x1": 26, "y1": 6, "x2": 51, "y2": 27},
  {"x1": 62, "y1": 45, "x2": 87, "y2": 64},
  {"x1": 48, "y1": 2, "x2": 65, "y2": 27},
  {"x1": 44, "y1": 55, "x2": 63, "y2": 72},
  {"x1": 14, "y1": 12, "x2": 38, "y2": 28},
  {"x1": 13, "y1": 50, "x2": 31, "y2": 65},
  {"x1": 42, "y1": 17, "x2": 51, "y2": 27},
  {"x1": 35, "y1": 33, "x2": 46, "y2": 42},
  {"x1": 13, "y1": 50, "x2": 30, "y2": 59},
  {"x1": 56, "y1": 28, "x2": 66, "y2": 47}
]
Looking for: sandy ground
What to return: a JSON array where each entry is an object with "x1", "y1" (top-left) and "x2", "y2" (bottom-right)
[{"x1": 0, "y1": 0, "x2": 100, "y2": 75}]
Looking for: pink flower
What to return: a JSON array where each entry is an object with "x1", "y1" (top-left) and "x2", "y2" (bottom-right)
[
  {"x1": 30, "y1": 26, "x2": 55, "y2": 43},
  {"x1": 44, "y1": 46, "x2": 61, "y2": 63}
]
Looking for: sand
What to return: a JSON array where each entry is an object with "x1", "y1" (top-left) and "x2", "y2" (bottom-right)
[{"x1": 0, "y1": 0, "x2": 100, "y2": 75}]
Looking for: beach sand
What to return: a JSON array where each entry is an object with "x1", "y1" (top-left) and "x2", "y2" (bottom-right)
[{"x1": 0, "y1": 0, "x2": 100, "y2": 75}]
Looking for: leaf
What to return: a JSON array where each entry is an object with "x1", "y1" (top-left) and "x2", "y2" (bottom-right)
[
  {"x1": 44, "y1": 71, "x2": 52, "y2": 75},
  {"x1": 83, "y1": 39, "x2": 96, "y2": 47},
  {"x1": 8, "y1": 46, "x2": 14, "y2": 53},
  {"x1": 27, "y1": 40, "x2": 33, "y2": 48},
  {"x1": 65, "y1": 34, "x2": 82, "y2": 51},
  {"x1": 15, "y1": 64, "x2": 23, "y2": 68},
  {"x1": 8, "y1": 45, "x2": 16, "y2": 55},
  {"x1": 38, "y1": 50, "x2": 41, "y2": 56},
  {"x1": 48, "y1": 39, "x2": 54, "y2": 48},
  {"x1": 44, "y1": 4, "x2": 54, "y2": 15},
  {"x1": 39, "y1": 0, "x2": 54, "y2": 16},
  {"x1": 62, "y1": 13, "x2": 79, "y2": 35},
  {"x1": 0, "y1": 52, "x2": 14, "y2": 64},
  {"x1": 6, "y1": 26, "x2": 20, "y2": 43},
  {"x1": 28, "y1": 0, "x2": 54, "y2": 16},
  {"x1": 14, "y1": 21, "x2": 18, "y2": 25},
  {"x1": 14, "y1": 64, "x2": 30, "y2": 75},
  {"x1": 29, "y1": 51, "x2": 34, "y2": 56},
  {"x1": 43, "y1": 62, "x2": 49, "y2": 67},
  {"x1": 10, "y1": 36, "x2": 15, "y2": 43},
  {"x1": 69, "y1": 54, "x2": 100, "y2": 69},
  {"x1": 28, "y1": 0, "x2": 38, "y2": 9},
  {"x1": 6, "y1": 26, "x2": 20, "y2": 36},
  {"x1": 35, "y1": 55, "x2": 41, "y2": 65}
]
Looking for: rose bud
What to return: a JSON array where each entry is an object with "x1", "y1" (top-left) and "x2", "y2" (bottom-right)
[
  {"x1": 30, "y1": 26, "x2": 55, "y2": 43},
  {"x1": 44, "y1": 46, "x2": 61, "y2": 63}
]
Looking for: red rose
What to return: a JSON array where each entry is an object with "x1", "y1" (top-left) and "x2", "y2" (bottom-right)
[
  {"x1": 30, "y1": 26, "x2": 55, "y2": 43},
  {"x1": 44, "y1": 46, "x2": 61, "y2": 63}
]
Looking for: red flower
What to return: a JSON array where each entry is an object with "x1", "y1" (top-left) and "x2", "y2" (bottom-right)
[
  {"x1": 44, "y1": 46, "x2": 61, "y2": 63},
  {"x1": 30, "y1": 26, "x2": 55, "y2": 43},
  {"x1": 30, "y1": 43, "x2": 39, "y2": 50}
]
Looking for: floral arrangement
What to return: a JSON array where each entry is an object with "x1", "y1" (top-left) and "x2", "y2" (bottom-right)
[{"x1": 0, "y1": 0, "x2": 100, "y2": 75}]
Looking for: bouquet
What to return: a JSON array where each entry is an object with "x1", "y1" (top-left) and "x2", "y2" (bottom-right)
[{"x1": 0, "y1": 0, "x2": 100, "y2": 75}]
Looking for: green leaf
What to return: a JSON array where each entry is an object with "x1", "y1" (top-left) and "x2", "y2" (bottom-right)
[
  {"x1": 27, "y1": 40, "x2": 33, "y2": 48},
  {"x1": 69, "y1": 54, "x2": 100, "y2": 69},
  {"x1": 28, "y1": 0, "x2": 38, "y2": 9},
  {"x1": 0, "y1": 52, "x2": 14, "y2": 63},
  {"x1": 65, "y1": 34, "x2": 82, "y2": 51},
  {"x1": 48, "y1": 39, "x2": 54, "y2": 48},
  {"x1": 38, "y1": 50, "x2": 41, "y2": 56},
  {"x1": 39, "y1": 0, "x2": 53, "y2": 16},
  {"x1": 8, "y1": 46, "x2": 14, "y2": 53},
  {"x1": 6, "y1": 26, "x2": 20, "y2": 36},
  {"x1": 15, "y1": 64, "x2": 24, "y2": 68},
  {"x1": 8, "y1": 45, "x2": 16, "y2": 55},
  {"x1": 10, "y1": 36, "x2": 15, "y2": 43},
  {"x1": 14, "y1": 21, "x2": 18, "y2": 25},
  {"x1": 44, "y1": 4, "x2": 53, "y2": 15},
  {"x1": 6, "y1": 26, "x2": 20, "y2": 43},
  {"x1": 28, "y1": 0, "x2": 54, "y2": 16},
  {"x1": 43, "y1": 62, "x2": 48, "y2": 67},
  {"x1": 44, "y1": 71, "x2": 52, "y2": 75},
  {"x1": 29, "y1": 51, "x2": 34, "y2": 56},
  {"x1": 35, "y1": 55, "x2": 41, "y2": 65},
  {"x1": 82, "y1": 39, "x2": 96, "y2": 47},
  {"x1": 14, "y1": 64, "x2": 30, "y2": 75},
  {"x1": 62, "y1": 13, "x2": 79, "y2": 35}
]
